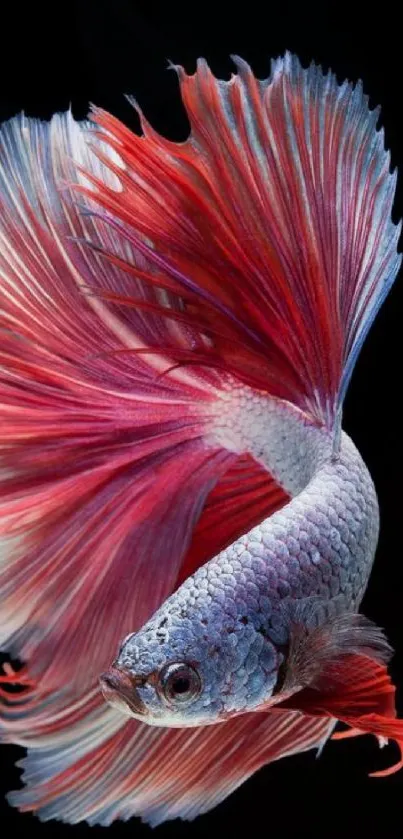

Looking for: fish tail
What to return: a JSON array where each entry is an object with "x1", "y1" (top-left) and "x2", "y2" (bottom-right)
[
  {"x1": 0, "y1": 110, "x2": 257, "y2": 698},
  {"x1": 0, "y1": 97, "x2": 288, "y2": 823}
]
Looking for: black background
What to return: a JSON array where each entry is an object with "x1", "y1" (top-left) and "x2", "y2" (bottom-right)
[{"x1": 1, "y1": 2, "x2": 402, "y2": 837}]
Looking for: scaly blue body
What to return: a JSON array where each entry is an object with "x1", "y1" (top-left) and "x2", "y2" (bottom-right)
[{"x1": 115, "y1": 390, "x2": 379, "y2": 725}]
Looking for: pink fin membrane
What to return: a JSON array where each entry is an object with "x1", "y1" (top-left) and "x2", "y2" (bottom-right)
[{"x1": 0, "y1": 51, "x2": 401, "y2": 825}]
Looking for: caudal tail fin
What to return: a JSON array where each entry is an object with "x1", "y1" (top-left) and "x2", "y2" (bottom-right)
[
  {"x1": 0, "y1": 110, "x2": 264, "y2": 697},
  {"x1": 0, "y1": 103, "x2": 289, "y2": 807}
]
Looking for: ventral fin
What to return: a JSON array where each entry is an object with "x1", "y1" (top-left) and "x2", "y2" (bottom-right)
[{"x1": 276, "y1": 609, "x2": 403, "y2": 777}]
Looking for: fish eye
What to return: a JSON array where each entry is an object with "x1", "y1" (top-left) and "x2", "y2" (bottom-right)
[{"x1": 158, "y1": 662, "x2": 202, "y2": 706}]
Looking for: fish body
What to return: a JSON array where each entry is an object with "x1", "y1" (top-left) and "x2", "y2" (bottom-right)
[
  {"x1": 0, "y1": 52, "x2": 402, "y2": 826},
  {"x1": 111, "y1": 399, "x2": 379, "y2": 726}
]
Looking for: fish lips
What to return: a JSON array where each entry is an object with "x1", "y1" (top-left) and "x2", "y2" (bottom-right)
[{"x1": 99, "y1": 665, "x2": 148, "y2": 718}]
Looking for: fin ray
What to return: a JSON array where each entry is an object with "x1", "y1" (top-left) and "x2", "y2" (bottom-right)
[
  {"x1": 80, "y1": 52, "x2": 401, "y2": 428},
  {"x1": 278, "y1": 639, "x2": 403, "y2": 778},
  {"x1": 0, "y1": 108, "x2": 287, "y2": 820},
  {"x1": 3, "y1": 695, "x2": 332, "y2": 826}
]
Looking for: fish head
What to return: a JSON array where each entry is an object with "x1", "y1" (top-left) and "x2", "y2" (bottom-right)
[
  {"x1": 100, "y1": 584, "x2": 395, "y2": 728},
  {"x1": 100, "y1": 584, "x2": 282, "y2": 727}
]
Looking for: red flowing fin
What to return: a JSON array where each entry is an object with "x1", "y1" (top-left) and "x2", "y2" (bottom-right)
[
  {"x1": 177, "y1": 454, "x2": 289, "y2": 585},
  {"x1": 0, "y1": 663, "x2": 36, "y2": 701},
  {"x1": 0, "y1": 114, "x2": 238, "y2": 725},
  {"x1": 281, "y1": 655, "x2": 403, "y2": 777},
  {"x1": 3, "y1": 692, "x2": 333, "y2": 826},
  {"x1": 0, "y1": 106, "x2": 289, "y2": 821},
  {"x1": 77, "y1": 53, "x2": 401, "y2": 428},
  {"x1": 275, "y1": 611, "x2": 403, "y2": 777},
  {"x1": 332, "y1": 726, "x2": 389, "y2": 749}
]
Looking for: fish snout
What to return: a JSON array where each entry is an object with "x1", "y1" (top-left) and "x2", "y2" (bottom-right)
[{"x1": 99, "y1": 665, "x2": 148, "y2": 717}]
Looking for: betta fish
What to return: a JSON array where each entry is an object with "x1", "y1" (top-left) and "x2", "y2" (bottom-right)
[{"x1": 0, "y1": 52, "x2": 402, "y2": 827}]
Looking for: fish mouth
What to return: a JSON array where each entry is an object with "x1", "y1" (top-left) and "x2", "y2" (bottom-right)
[{"x1": 99, "y1": 665, "x2": 148, "y2": 717}]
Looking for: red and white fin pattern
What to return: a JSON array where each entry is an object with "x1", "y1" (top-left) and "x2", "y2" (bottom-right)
[
  {"x1": 79, "y1": 52, "x2": 401, "y2": 428},
  {"x1": 0, "y1": 93, "x2": 286, "y2": 824},
  {"x1": 2, "y1": 689, "x2": 333, "y2": 826},
  {"x1": 0, "y1": 52, "x2": 401, "y2": 826}
]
